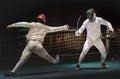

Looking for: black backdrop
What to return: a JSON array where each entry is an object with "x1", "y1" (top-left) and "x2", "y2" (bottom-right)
[{"x1": 0, "y1": 0, "x2": 120, "y2": 57}]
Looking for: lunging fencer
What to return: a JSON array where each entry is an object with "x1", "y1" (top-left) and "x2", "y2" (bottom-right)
[
  {"x1": 75, "y1": 8, "x2": 114, "y2": 70},
  {"x1": 4, "y1": 14, "x2": 69, "y2": 77}
]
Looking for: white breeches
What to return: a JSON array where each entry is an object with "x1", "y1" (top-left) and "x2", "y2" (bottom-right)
[
  {"x1": 20, "y1": 40, "x2": 48, "y2": 60},
  {"x1": 80, "y1": 37, "x2": 107, "y2": 62}
]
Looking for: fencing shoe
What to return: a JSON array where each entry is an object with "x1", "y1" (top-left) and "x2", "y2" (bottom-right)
[
  {"x1": 100, "y1": 63, "x2": 108, "y2": 69},
  {"x1": 75, "y1": 64, "x2": 80, "y2": 71},
  {"x1": 4, "y1": 71, "x2": 16, "y2": 77},
  {"x1": 55, "y1": 55, "x2": 60, "y2": 64}
]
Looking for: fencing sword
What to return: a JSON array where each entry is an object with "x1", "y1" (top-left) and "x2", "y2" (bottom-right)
[
  {"x1": 69, "y1": 15, "x2": 81, "y2": 30},
  {"x1": 76, "y1": 15, "x2": 81, "y2": 30}
]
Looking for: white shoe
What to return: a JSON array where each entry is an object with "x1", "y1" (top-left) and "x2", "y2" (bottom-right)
[{"x1": 55, "y1": 55, "x2": 60, "y2": 64}]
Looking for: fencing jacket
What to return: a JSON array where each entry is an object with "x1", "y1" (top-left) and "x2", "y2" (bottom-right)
[
  {"x1": 77, "y1": 17, "x2": 113, "y2": 41},
  {"x1": 9, "y1": 22, "x2": 67, "y2": 42}
]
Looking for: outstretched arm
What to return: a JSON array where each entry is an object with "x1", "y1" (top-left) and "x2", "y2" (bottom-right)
[
  {"x1": 47, "y1": 24, "x2": 69, "y2": 33},
  {"x1": 7, "y1": 22, "x2": 34, "y2": 29}
]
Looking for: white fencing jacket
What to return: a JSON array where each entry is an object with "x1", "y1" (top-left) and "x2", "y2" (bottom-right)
[
  {"x1": 9, "y1": 22, "x2": 68, "y2": 42},
  {"x1": 76, "y1": 17, "x2": 113, "y2": 41}
]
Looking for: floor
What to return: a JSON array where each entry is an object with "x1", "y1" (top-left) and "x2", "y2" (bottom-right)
[{"x1": 0, "y1": 54, "x2": 120, "y2": 79}]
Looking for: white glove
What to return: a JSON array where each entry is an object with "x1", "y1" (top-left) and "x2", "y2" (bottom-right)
[
  {"x1": 7, "y1": 25, "x2": 12, "y2": 29},
  {"x1": 75, "y1": 30, "x2": 81, "y2": 36},
  {"x1": 109, "y1": 28, "x2": 114, "y2": 32},
  {"x1": 64, "y1": 24, "x2": 69, "y2": 31}
]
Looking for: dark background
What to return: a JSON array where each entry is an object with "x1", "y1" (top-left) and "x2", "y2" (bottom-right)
[
  {"x1": 0, "y1": 0, "x2": 120, "y2": 57},
  {"x1": 0, "y1": 0, "x2": 120, "y2": 27}
]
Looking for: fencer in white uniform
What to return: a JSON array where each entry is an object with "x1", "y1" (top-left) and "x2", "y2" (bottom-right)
[
  {"x1": 75, "y1": 8, "x2": 114, "y2": 70},
  {"x1": 4, "y1": 14, "x2": 69, "y2": 76}
]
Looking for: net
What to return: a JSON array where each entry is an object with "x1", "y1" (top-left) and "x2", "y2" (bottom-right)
[{"x1": 43, "y1": 29, "x2": 99, "y2": 56}]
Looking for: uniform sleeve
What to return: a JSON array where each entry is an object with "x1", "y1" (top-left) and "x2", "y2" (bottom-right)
[
  {"x1": 75, "y1": 20, "x2": 87, "y2": 36},
  {"x1": 47, "y1": 25, "x2": 69, "y2": 33},
  {"x1": 8, "y1": 22, "x2": 35, "y2": 28},
  {"x1": 99, "y1": 18, "x2": 113, "y2": 29}
]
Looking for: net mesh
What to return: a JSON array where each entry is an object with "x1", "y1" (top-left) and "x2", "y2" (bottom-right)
[
  {"x1": 15, "y1": 28, "x2": 120, "y2": 56},
  {"x1": 43, "y1": 29, "x2": 99, "y2": 56}
]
